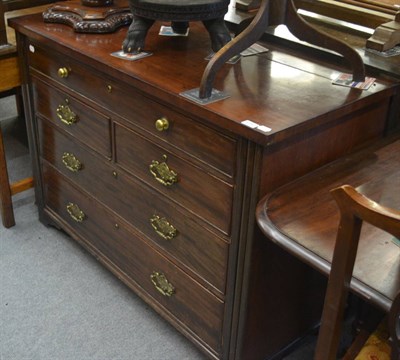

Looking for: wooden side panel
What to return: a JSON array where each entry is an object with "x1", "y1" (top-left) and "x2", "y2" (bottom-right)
[{"x1": 259, "y1": 99, "x2": 389, "y2": 195}]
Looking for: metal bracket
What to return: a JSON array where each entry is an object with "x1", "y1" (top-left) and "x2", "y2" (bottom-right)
[{"x1": 180, "y1": 88, "x2": 230, "y2": 105}]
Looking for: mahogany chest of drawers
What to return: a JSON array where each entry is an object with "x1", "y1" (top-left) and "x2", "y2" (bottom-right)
[{"x1": 11, "y1": 11, "x2": 400, "y2": 360}]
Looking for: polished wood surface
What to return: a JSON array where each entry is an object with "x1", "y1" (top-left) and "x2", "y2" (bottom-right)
[
  {"x1": 10, "y1": 13, "x2": 398, "y2": 146},
  {"x1": 38, "y1": 117, "x2": 230, "y2": 295},
  {"x1": 200, "y1": 0, "x2": 365, "y2": 98},
  {"x1": 42, "y1": 162, "x2": 225, "y2": 352},
  {"x1": 256, "y1": 136, "x2": 400, "y2": 312},
  {"x1": 11, "y1": 12, "x2": 400, "y2": 360}
]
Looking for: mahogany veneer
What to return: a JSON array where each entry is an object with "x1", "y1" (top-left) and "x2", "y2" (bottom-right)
[{"x1": 10, "y1": 12, "x2": 400, "y2": 359}]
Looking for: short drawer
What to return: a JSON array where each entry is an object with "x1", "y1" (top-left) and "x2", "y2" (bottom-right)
[
  {"x1": 112, "y1": 100, "x2": 237, "y2": 178},
  {"x1": 28, "y1": 42, "x2": 236, "y2": 176},
  {"x1": 115, "y1": 122, "x2": 234, "y2": 235},
  {"x1": 38, "y1": 118, "x2": 229, "y2": 294},
  {"x1": 32, "y1": 76, "x2": 111, "y2": 158},
  {"x1": 42, "y1": 162, "x2": 225, "y2": 354}
]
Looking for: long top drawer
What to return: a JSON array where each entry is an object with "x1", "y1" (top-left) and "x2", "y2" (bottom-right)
[{"x1": 28, "y1": 42, "x2": 237, "y2": 178}]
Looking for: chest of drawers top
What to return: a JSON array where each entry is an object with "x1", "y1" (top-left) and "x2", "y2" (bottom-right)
[{"x1": 11, "y1": 13, "x2": 399, "y2": 147}]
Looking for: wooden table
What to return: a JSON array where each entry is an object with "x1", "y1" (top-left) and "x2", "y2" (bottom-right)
[{"x1": 256, "y1": 135, "x2": 400, "y2": 313}]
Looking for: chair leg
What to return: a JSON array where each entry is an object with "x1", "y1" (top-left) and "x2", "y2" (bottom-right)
[
  {"x1": 0, "y1": 126, "x2": 15, "y2": 228},
  {"x1": 389, "y1": 292, "x2": 400, "y2": 360}
]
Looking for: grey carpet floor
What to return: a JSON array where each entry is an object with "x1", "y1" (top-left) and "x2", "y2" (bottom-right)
[{"x1": 0, "y1": 96, "x2": 315, "y2": 360}]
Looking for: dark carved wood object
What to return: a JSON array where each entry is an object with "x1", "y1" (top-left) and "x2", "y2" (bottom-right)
[
  {"x1": 122, "y1": 0, "x2": 231, "y2": 53},
  {"x1": 43, "y1": 0, "x2": 133, "y2": 33}
]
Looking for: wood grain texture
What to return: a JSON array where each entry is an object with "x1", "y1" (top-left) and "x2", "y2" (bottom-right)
[
  {"x1": 0, "y1": 127, "x2": 15, "y2": 228},
  {"x1": 11, "y1": 11, "x2": 400, "y2": 360},
  {"x1": 10, "y1": 13, "x2": 399, "y2": 146},
  {"x1": 314, "y1": 184, "x2": 400, "y2": 359},
  {"x1": 42, "y1": 162, "x2": 225, "y2": 357},
  {"x1": 0, "y1": 55, "x2": 20, "y2": 91},
  {"x1": 38, "y1": 117, "x2": 230, "y2": 296},
  {"x1": 257, "y1": 136, "x2": 400, "y2": 312}
]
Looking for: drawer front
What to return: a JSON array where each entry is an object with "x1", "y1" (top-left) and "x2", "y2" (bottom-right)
[
  {"x1": 39, "y1": 118, "x2": 229, "y2": 294},
  {"x1": 42, "y1": 162, "x2": 224, "y2": 354},
  {"x1": 28, "y1": 43, "x2": 236, "y2": 176},
  {"x1": 115, "y1": 122, "x2": 234, "y2": 234},
  {"x1": 32, "y1": 76, "x2": 111, "y2": 158}
]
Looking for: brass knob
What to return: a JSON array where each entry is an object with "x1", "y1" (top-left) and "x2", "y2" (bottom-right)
[
  {"x1": 155, "y1": 117, "x2": 169, "y2": 132},
  {"x1": 57, "y1": 67, "x2": 69, "y2": 78}
]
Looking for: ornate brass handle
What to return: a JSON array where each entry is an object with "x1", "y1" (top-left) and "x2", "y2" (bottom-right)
[
  {"x1": 150, "y1": 215, "x2": 177, "y2": 240},
  {"x1": 150, "y1": 271, "x2": 175, "y2": 297},
  {"x1": 66, "y1": 202, "x2": 86, "y2": 223},
  {"x1": 57, "y1": 67, "x2": 69, "y2": 78},
  {"x1": 155, "y1": 117, "x2": 169, "y2": 132},
  {"x1": 149, "y1": 155, "x2": 178, "y2": 186},
  {"x1": 62, "y1": 152, "x2": 82, "y2": 172},
  {"x1": 56, "y1": 102, "x2": 77, "y2": 125}
]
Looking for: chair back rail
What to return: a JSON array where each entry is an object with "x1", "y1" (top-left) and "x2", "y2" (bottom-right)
[{"x1": 314, "y1": 185, "x2": 400, "y2": 360}]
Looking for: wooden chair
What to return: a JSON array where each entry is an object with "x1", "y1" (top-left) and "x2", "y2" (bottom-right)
[
  {"x1": 0, "y1": 0, "x2": 57, "y2": 227},
  {"x1": 0, "y1": 126, "x2": 14, "y2": 227},
  {"x1": 315, "y1": 185, "x2": 400, "y2": 360},
  {"x1": 0, "y1": 125, "x2": 34, "y2": 228}
]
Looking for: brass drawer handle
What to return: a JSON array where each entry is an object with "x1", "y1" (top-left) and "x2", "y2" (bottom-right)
[
  {"x1": 149, "y1": 155, "x2": 178, "y2": 186},
  {"x1": 66, "y1": 202, "x2": 86, "y2": 223},
  {"x1": 150, "y1": 215, "x2": 177, "y2": 241},
  {"x1": 56, "y1": 102, "x2": 77, "y2": 125},
  {"x1": 57, "y1": 67, "x2": 69, "y2": 78},
  {"x1": 62, "y1": 152, "x2": 82, "y2": 172},
  {"x1": 150, "y1": 271, "x2": 175, "y2": 297},
  {"x1": 155, "y1": 117, "x2": 169, "y2": 132}
]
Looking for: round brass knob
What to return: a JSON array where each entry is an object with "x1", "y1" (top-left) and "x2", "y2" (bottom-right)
[
  {"x1": 155, "y1": 117, "x2": 169, "y2": 132},
  {"x1": 57, "y1": 67, "x2": 69, "y2": 78}
]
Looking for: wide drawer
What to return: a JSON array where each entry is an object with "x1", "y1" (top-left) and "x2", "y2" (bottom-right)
[
  {"x1": 42, "y1": 161, "x2": 224, "y2": 355},
  {"x1": 115, "y1": 122, "x2": 234, "y2": 234},
  {"x1": 28, "y1": 43, "x2": 237, "y2": 177},
  {"x1": 38, "y1": 118, "x2": 229, "y2": 294},
  {"x1": 32, "y1": 75, "x2": 111, "y2": 158}
]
